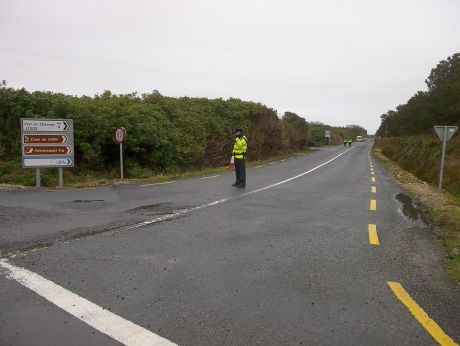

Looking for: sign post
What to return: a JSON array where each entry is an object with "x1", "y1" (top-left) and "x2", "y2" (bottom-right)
[
  {"x1": 325, "y1": 130, "x2": 331, "y2": 145},
  {"x1": 114, "y1": 127, "x2": 127, "y2": 180},
  {"x1": 21, "y1": 118, "x2": 74, "y2": 189},
  {"x1": 434, "y1": 126, "x2": 458, "y2": 191}
]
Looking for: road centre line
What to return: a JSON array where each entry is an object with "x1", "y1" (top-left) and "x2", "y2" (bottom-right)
[
  {"x1": 200, "y1": 175, "x2": 220, "y2": 180},
  {"x1": 141, "y1": 181, "x2": 175, "y2": 187},
  {"x1": 371, "y1": 186, "x2": 377, "y2": 193},
  {"x1": 372, "y1": 177, "x2": 376, "y2": 183},
  {"x1": 370, "y1": 199, "x2": 377, "y2": 211},
  {"x1": 387, "y1": 281, "x2": 458, "y2": 346},
  {"x1": 368, "y1": 224, "x2": 379, "y2": 245},
  {"x1": 0, "y1": 260, "x2": 177, "y2": 346}
]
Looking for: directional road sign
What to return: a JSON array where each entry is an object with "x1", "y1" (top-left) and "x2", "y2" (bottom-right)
[
  {"x1": 21, "y1": 119, "x2": 72, "y2": 132},
  {"x1": 23, "y1": 145, "x2": 72, "y2": 156},
  {"x1": 23, "y1": 158, "x2": 73, "y2": 167},
  {"x1": 21, "y1": 118, "x2": 74, "y2": 168},
  {"x1": 23, "y1": 134, "x2": 68, "y2": 144}
]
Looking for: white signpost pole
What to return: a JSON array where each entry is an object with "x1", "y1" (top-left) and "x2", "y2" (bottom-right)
[
  {"x1": 434, "y1": 126, "x2": 458, "y2": 191},
  {"x1": 120, "y1": 142, "x2": 124, "y2": 180},
  {"x1": 59, "y1": 167, "x2": 64, "y2": 188},
  {"x1": 36, "y1": 168, "x2": 41, "y2": 189}
]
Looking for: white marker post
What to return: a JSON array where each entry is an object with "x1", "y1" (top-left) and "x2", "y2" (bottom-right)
[
  {"x1": 325, "y1": 130, "x2": 331, "y2": 145},
  {"x1": 114, "y1": 127, "x2": 127, "y2": 180},
  {"x1": 434, "y1": 126, "x2": 458, "y2": 191}
]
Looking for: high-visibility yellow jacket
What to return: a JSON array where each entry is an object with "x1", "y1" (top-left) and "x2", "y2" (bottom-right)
[{"x1": 233, "y1": 136, "x2": 247, "y2": 159}]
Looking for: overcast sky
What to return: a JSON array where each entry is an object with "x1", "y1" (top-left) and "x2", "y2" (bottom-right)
[{"x1": 1, "y1": 0, "x2": 460, "y2": 133}]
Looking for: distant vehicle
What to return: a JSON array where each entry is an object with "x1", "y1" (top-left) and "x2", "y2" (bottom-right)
[{"x1": 356, "y1": 136, "x2": 365, "y2": 142}]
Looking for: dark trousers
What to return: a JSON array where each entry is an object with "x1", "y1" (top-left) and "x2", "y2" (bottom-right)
[{"x1": 234, "y1": 158, "x2": 246, "y2": 186}]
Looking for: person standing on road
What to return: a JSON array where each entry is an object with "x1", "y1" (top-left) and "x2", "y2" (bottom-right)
[
  {"x1": 343, "y1": 139, "x2": 347, "y2": 147},
  {"x1": 232, "y1": 128, "x2": 247, "y2": 188},
  {"x1": 348, "y1": 138, "x2": 352, "y2": 146}
]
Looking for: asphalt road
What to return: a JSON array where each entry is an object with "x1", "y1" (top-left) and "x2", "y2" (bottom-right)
[{"x1": 1, "y1": 142, "x2": 459, "y2": 345}]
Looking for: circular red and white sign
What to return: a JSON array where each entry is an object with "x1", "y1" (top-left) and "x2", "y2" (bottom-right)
[{"x1": 114, "y1": 127, "x2": 127, "y2": 144}]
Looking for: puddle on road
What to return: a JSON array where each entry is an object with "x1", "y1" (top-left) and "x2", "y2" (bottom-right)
[{"x1": 395, "y1": 193, "x2": 429, "y2": 225}]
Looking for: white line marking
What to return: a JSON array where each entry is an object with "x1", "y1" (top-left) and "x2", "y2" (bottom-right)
[
  {"x1": 254, "y1": 165, "x2": 263, "y2": 168},
  {"x1": 141, "y1": 181, "x2": 175, "y2": 187},
  {"x1": 0, "y1": 260, "x2": 176, "y2": 346},
  {"x1": 21, "y1": 148, "x2": 355, "y2": 249},
  {"x1": 200, "y1": 175, "x2": 220, "y2": 180},
  {"x1": 242, "y1": 147, "x2": 354, "y2": 196},
  {"x1": 280, "y1": 159, "x2": 286, "y2": 162},
  {"x1": 268, "y1": 162, "x2": 277, "y2": 165}
]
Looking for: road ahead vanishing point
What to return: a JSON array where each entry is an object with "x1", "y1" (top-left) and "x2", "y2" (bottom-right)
[{"x1": 1, "y1": 142, "x2": 459, "y2": 346}]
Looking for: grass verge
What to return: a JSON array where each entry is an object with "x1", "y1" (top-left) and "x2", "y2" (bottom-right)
[
  {"x1": 0, "y1": 149, "x2": 313, "y2": 190},
  {"x1": 374, "y1": 148, "x2": 460, "y2": 286}
]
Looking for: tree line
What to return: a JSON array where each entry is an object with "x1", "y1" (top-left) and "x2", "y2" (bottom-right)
[
  {"x1": 377, "y1": 53, "x2": 460, "y2": 137},
  {"x1": 0, "y1": 85, "x2": 366, "y2": 181},
  {"x1": 376, "y1": 53, "x2": 460, "y2": 196}
]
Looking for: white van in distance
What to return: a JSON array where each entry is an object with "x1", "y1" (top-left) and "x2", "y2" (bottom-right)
[{"x1": 356, "y1": 136, "x2": 365, "y2": 142}]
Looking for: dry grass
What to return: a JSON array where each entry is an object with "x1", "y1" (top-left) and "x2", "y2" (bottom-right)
[{"x1": 374, "y1": 148, "x2": 460, "y2": 286}]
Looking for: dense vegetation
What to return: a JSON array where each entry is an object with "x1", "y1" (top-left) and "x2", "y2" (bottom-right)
[
  {"x1": 0, "y1": 84, "x2": 366, "y2": 186},
  {"x1": 376, "y1": 53, "x2": 460, "y2": 196}
]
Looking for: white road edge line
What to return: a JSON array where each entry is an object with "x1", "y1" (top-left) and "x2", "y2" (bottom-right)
[
  {"x1": 242, "y1": 147, "x2": 354, "y2": 196},
  {"x1": 1, "y1": 147, "x2": 356, "y2": 345},
  {"x1": 106, "y1": 147, "x2": 355, "y2": 235},
  {"x1": 0, "y1": 259, "x2": 177, "y2": 346},
  {"x1": 200, "y1": 175, "x2": 220, "y2": 180},
  {"x1": 141, "y1": 181, "x2": 175, "y2": 187},
  {"x1": 19, "y1": 147, "x2": 356, "y2": 247}
]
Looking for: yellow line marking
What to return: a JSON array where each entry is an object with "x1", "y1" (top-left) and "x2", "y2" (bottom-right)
[
  {"x1": 368, "y1": 224, "x2": 379, "y2": 245},
  {"x1": 141, "y1": 181, "x2": 175, "y2": 187},
  {"x1": 370, "y1": 199, "x2": 377, "y2": 211},
  {"x1": 371, "y1": 186, "x2": 377, "y2": 193},
  {"x1": 387, "y1": 282, "x2": 459, "y2": 346},
  {"x1": 372, "y1": 177, "x2": 376, "y2": 182},
  {"x1": 200, "y1": 175, "x2": 220, "y2": 180},
  {"x1": 254, "y1": 165, "x2": 263, "y2": 168}
]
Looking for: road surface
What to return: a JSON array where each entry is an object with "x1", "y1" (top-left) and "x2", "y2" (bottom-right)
[{"x1": 1, "y1": 142, "x2": 459, "y2": 345}]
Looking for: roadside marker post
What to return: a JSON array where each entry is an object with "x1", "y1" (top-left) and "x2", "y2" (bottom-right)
[
  {"x1": 114, "y1": 127, "x2": 127, "y2": 180},
  {"x1": 434, "y1": 126, "x2": 458, "y2": 191},
  {"x1": 325, "y1": 130, "x2": 331, "y2": 145}
]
